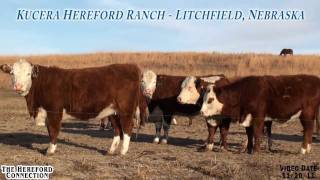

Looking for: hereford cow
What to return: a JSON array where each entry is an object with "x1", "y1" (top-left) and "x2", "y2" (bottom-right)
[
  {"x1": 141, "y1": 70, "x2": 228, "y2": 146},
  {"x1": 280, "y1": 48, "x2": 293, "y2": 56},
  {"x1": 200, "y1": 75, "x2": 320, "y2": 154},
  {"x1": 0, "y1": 59, "x2": 141, "y2": 155},
  {"x1": 177, "y1": 76, "x2": 273, "y2": 151}
]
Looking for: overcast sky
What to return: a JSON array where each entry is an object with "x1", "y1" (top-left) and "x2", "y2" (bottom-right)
[{"x1": 0, "y1": 0, "x2": 319, "y2": 55}]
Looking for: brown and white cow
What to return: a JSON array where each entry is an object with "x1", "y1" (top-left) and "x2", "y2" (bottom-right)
[
  {"x1": 177, "y1": 75, "x2": 273, "y2": 151},
  {"x1": 0, "y1": 59, "x2": 141, "y2": 155},
  {"x1": 141, "y1": 70, "x2": 229, "y2": 146},
  {"x1": 200, "y1": 75, "x2": 320, "y2": 154}
]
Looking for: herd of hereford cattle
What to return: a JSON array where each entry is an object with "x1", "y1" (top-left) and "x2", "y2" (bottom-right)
[{"x1": 0, "y1": 59, "x2": 320, "y2": 156}]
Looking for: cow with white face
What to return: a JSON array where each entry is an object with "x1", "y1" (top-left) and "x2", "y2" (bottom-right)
[
  {"x1": 1, "y1": 60, "x2": 45, "y2": 126},
  {"x1": 2, "y1": 59, "x2": 36, "y2": 96},
  {"x1": 176, "y1": 75, "x2": 234, "y2": 151},
  {"x1": 141, "y1": 70, "x2": 157, "y2": 99},
  {"x1": 178, "y1": 76, "x2": 274, "y2": 152},
  {"x1": 200, "y1": 75, "x2": 320, "y2": 154},
  {"x1": 1, "y1": 59, "x2": 142, "y2": 156},
  {"x1": 200, "y1": 85, "x2": 224, "y2": 117},
  {"x1": 177, "y1": 75, "x2": 224, "y2": 105},
  {"x1": 141, "y1": 70, "x2": 209, "y2": 145}
]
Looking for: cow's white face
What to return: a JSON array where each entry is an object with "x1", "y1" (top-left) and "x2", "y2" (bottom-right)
[
  {"x1": 141, "y1": 70, "x2": 157, "y2": 98},
  {"x1": 8, "y1": 59, "x2": 33, "y2": 96},
  {"x1": 177, "y1": 76, "x2": 200, "y2": 104},
  {"x1": 200, "y1": 85, "x2": 223, "y2": 117}
]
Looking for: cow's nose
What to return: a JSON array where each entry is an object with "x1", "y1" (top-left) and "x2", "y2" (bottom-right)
[
  {"x1": 144, "y1": 89, "x2": 152, "y2": 96},
  {"x1": 177, "y1": 97, "x2": 182, "y2": 103},
  {"x1": 14, "y1": 83, "x2": 23, "y2": 91}
]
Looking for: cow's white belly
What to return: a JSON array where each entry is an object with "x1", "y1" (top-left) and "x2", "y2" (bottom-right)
[
  {"x1": 62, "y1": 109, "x2": 77, "y2": 120},
  {"x1": 96, "y1": 104, "x2": 116, "y2": 119},
  {"x1": 34, "y1": 107, "x2": 78, "y2": 126},
  {"x1": 33, "y1": 105, "x2": 117, "y2": 126},
  {"x1": 240, "y1": 114, "x2": 252, "y2": 127},
  {"x1": 265, "y1": 110, "x2": 301, "y2": 122}
]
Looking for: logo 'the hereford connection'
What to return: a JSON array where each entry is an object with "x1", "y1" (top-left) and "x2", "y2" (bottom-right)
[
  {"x1": 1, "y1": 165, "x2": 54, "y2": 179},
  {"x1": 16, "y1": 9, "x2": 305, "y2": 21}
]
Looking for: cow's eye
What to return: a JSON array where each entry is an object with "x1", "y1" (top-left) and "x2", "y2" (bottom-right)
[
  {"x1": 27, "y1": 73, "x2": 31, "y2": 76},
  {"x1": 208, "y1": 98, "x2": 214, "y2": 104}
]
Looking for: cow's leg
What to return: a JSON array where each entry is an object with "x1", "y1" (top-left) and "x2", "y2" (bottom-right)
[
  {"x1": 154, "y1": 118, "x2": 162, "y2": 143},
  {"x1": 220, "y1": 119, "x2": 230, "y2": 150},
  {"x1": 99, "y1": 118, "x2": 106, "y2": 131},
  {"x1": 162, "y1": 114, "x2": 172, "y2": 144},
  {"x1": 300, "y1": 111, "x2": 314, "y2": 154},
  {"x1": 245, "y1": 126, "x2": 254, "y2": 154},
  {"x1": 139, "y1": 106, "x2": 147, "y2": 127},
  {"x1": 253, "y1": 117, "x2": 264, "y2": 153},
  {"x1": 106, "y1": 120, "x2": 112, "y2": 129},
  {"x1": 264, "y1": 121, "x2": 273, "y2": 151},
  {"x1": 108, "y1": 115, "x2": 121, "y2": 155},
  {"x1": 120, "y1": 115, "x2": 134, "y2": 155},
  {"x1": 46, "y1": 112, "x2": 62, "y2": 155},
  {"x1": 206, "y1": 122, "x2": 218, "y2": 151}
]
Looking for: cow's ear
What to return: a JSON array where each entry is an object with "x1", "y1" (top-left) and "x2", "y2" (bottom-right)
[
  {"x1": 32, "y1": 65, "x2": 39, "y2": 78},
  {"x1": 0, "y1": 64, "x2": 12, "y2": 74}
]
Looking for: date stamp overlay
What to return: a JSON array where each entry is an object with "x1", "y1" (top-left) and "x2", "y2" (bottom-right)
[{"x1": 280, "y1": 164, "x2": 319, "y2": 179}]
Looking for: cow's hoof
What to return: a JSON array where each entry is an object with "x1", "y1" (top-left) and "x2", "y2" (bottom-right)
[
  {"x1": 220, "y1": 147, "x2": 229, "y2": 152},
  {"x1": 172, "y1": 118, "x2": 177, "y2": 125},
  {"x1": 107, "y1": 150, "x2": 116, "y2": 155},
  {"x1": 153, "y1": 137, "x2": 160, "y2": 144},
  {"x1": 99, "y1": 127, "x2": 105, "y2": 131},
  {"x1": 301, "y1": 144, "x2": 311, "y2": 154},
  {"x1": 206, "y1": 143, "x2": 214, "y2": 151},
  {"x1": 45, "y1": 152, "x2": 54, "y2": 156},
  {"x1": 45, "y1": 143, "x2": 57, "y2": 155},
  {"x1": 45, "y1": 148, "x2": 55, "y2": 156},
  {"x1": 120, "y1": 150, "x2": 127, "y2": 155},
  {"x1": 161, "y1": 139, "x2": 168, "y2": 144},
  {"x1": 36, "y1": 122, "x2": 46, "y2": 127}
]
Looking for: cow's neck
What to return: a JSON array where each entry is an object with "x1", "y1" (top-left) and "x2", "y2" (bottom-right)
[{"x1": 24, "y1": 65, "x2": 57, "y2": 116}]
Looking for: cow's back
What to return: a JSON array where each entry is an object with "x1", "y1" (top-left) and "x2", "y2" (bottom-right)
[
  {"x1": 68, "y1": 64, "x2": 141, "y2": 119},
  {"x1": 264, "y1": 75, "x2": 320, "y2": 118}
]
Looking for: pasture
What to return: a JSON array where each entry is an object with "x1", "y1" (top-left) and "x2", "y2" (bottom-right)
[{"x1": 0, "y1": 52, "x2": 320, "y2": 179}]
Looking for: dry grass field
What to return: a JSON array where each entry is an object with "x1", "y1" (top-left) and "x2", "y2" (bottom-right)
[
  {"x1": 0, "y1": 52, "x2": 320, "y2": 88},
  {"x1": 0, "y1": 52, "x2": 320, "y2": 179}
]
